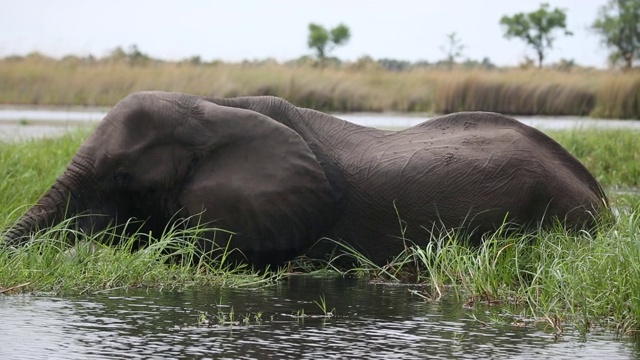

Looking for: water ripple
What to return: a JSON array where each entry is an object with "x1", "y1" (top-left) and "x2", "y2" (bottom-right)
[{"x1": 1, "y1": 278, "x2": 638, "y2": 359}]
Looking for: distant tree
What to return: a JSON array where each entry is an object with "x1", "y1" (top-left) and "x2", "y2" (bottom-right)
[
  {"x1": 553, "y1": 58, "x2": 577, "y2": 72},
  {"x1": 377, "y1": 58, "x2": 413, "y2": 71},
  {"x1": 481, "y1": 57, "x2": 496, "y2": 69},
  {"x1": 107, "y1": 46, "x2": 128, "y2": 62},
  {"x1": 591, "y1": 0, "x2": 640, "y2": 69},
  {"x1": 440, "y1": 32, "x2": 466, "y2": 69},
  {"x1": 188, "y1": 55, "x2": 202, "y2": 65},
  {"x1": 126, "y1": 44, "x2": 151, "y2": 66},
  {"x1": 519, "y1": 56, "x2": 537, "y2": 69},
  {"x1": 25, "y1": 52, "x2": 54, "y2": 63},
  {"x1": 500, "y1": 3, "x2": 572, "y2": 68},
  {"x1": 307, "y1": 23, "x2": 351, "y2": 66},
  {"x1": 413, "y1": 60, "x2": 431, "y2": 69},
  {"x1": 105, "y1": 44, "x2": 151, "y2": 66},
  {"x1": 461, "y1": 57, "x2": 496, "y2": 70},
  {"x1": 349, "y1": 55, "x2": 382, "y2": 71},
  {"x1": 285, "y1": 55, "x2": 315, "y2": 67}
]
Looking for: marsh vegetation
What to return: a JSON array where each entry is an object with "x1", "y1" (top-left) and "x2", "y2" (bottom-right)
[{"x1": 3, "y1": 55, "x2": 640, "y2": 119}]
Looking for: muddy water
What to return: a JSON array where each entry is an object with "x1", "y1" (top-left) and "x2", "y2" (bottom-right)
[{"x1": 1, "y1": 277, "x2": 637, "y2": 359}]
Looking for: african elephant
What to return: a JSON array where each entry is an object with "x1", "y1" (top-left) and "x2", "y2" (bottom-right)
[{"x1": 3, "y1": 91, "x2": 607, "y2": 267}]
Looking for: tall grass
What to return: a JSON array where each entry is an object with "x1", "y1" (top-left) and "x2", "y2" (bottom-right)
[
  {"x1": 0, "y1": 58, "x2": 432, "y2": 112},
  {"x1": 431, "y1": 69, "x2": 598, "y2": 116},
  {"x1": 592, "y1": 75, "x2": 640, "y2": 119},
  {"x1": 3, "y1": 56, "x2": 640, "y2": 118}
]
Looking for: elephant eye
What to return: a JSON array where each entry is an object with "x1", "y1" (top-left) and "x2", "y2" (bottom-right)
[{"x1": 115, "y1": 168, "x2": 131, "y2": 187}]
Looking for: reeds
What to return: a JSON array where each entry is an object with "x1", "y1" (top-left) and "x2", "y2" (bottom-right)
[
  {"x1": 431, "y1": 69, "x2": 597, "y2": 116},
  {"x1": 3, "y1": 56, "x2": 640, "y2": 118}
]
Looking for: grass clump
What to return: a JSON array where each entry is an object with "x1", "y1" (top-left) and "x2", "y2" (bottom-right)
[
  {"x1": 0, "y1": 221, "x2": 281, "y2": 294},
  {"x1": 322, "y1": 194, "x2": 640, "y2": 335}
]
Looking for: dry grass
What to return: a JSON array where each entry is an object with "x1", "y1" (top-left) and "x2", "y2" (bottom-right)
[
  {"x1": 2, "y1": 56, "x2": 640, "y2": 118},
  {"x1": 431, "y1": 69, "x2": 598, "y2": 116}
]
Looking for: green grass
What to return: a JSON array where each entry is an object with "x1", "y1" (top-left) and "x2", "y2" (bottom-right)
[
  {"x1": 0, "y1": 220, "x2": 283, "y2": 294},
  {"x1": 344, "y1": 198, "x2": 640, "y2": 335},
  {"x1": 548, "y1": 128, "x2": 640, "y2": 187},
  {"x1": 2, "y1": 127, "x2": 640, "y2": 336}
]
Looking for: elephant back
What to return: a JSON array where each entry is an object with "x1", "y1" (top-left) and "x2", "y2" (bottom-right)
[{"x1": 407, "y1": 111, "x2": 607, "y2": 205}]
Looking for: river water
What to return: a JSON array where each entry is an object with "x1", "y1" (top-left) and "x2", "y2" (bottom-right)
[
  {"x1": 0, "y1": 107, "x2": 640, "y2": 141},
  {"x1": 1, "y1": 277, "x2": 638, "y2": 359},
  {"x1": 2, "y1": 108, "x2": 640, "y2": 358}
]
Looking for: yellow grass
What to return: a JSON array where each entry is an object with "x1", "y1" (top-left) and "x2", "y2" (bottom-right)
[{"x1": 1, "y1": 55, "x2": 639, "y2": 118}]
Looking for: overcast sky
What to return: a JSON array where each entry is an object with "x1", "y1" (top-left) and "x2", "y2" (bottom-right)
[{"x1": 0, "y1": 0, "x2": 611, "y2": 67}]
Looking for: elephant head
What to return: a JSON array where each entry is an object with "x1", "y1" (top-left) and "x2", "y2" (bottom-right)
[{"x1": 4, "y1": 91, "x2": 342, "y2": 267}]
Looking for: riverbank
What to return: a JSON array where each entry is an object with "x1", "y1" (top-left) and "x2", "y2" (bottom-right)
[{"x1": 2, "y1": 56, "x2": 640, "y2": 119}]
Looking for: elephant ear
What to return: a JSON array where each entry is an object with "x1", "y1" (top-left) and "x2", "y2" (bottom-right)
[{"x1": 175, "y1": 97, "x2": 337, "y2": 264}]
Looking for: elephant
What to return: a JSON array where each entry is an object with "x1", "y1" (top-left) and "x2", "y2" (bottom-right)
[{"x1": 2, "y1": 91, "x2": 607, "y2": 267}]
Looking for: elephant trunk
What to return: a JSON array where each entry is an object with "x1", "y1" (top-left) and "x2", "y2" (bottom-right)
[{"x1": 2, "y1": 155, "x2": 97, "y2": 247}]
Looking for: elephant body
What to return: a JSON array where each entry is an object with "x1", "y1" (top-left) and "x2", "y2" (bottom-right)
[{"x1": 3, "y1": 92, "x2": 607, "y2": 266}]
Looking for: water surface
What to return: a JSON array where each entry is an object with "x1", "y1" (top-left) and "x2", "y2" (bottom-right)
[
  {"x1": 1, "y1": 108, "x2": 639, "y2": 141},
  {"x1": 1, "y1": 277, "x2": 637, "y2": 359}
]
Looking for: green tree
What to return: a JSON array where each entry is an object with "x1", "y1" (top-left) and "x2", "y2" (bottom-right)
[
  {"x1": 307, "y1": 23, "x2": 351, "y2": 66},
  {"x1": 591, "y1": 0, "x2": 640, "y2": 69},
  {"x1": 440, "y1": 32, "x2": 466, "y2": 69},
  {"x1": 500, "y1": 3, "x2": 572, "y2": 68},
  {"x1": 106, "y1": 44, "x2": 151, "y2": 66}
]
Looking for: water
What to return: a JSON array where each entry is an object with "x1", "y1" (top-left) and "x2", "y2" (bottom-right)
[
  {"x1": 1, "y1": 277, "x2": 637, "y2": 359},
  {"x1": 336, "y1": 113, "x2": 640, "y2": 130},
  {"x1": 0, "y1": 107, "x2": 639, "y2": 141}
]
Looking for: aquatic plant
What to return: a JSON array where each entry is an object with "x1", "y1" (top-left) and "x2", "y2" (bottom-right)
[{"x1": 314, "y1": 294, "x2": 335, "y2": 318}]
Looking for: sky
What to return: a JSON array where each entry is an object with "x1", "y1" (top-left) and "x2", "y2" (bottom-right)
[{"x1": 0, "y1": 0, "x2": 611, "y2": 68}]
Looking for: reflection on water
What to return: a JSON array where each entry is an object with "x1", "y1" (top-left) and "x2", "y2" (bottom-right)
[{"x1": 1, "y1": 277, "x2": 637, "y2": 359}]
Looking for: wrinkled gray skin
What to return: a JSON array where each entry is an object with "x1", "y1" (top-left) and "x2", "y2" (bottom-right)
[{"x1": 4, "y1": 91, "x2": 607, "y2": 267}]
